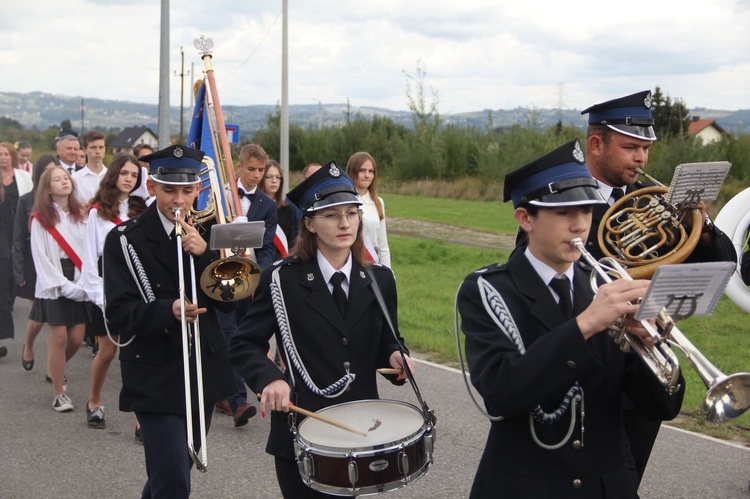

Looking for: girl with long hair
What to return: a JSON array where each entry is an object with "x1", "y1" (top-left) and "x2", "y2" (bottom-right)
[
  {"x1": 14, "y1": 155, "x2": 60, "y2": 370},
  {"x1": 260, "y1": 160, "x2": 298, "y2": 259},
  {"x1": 81, "y1": 153, "x2": 146, "y2": 428},
  {"x1": 30, "y1": 166, "x2": 88, "y2": 411},
  {"x1": 345, "y1": 151, "x2": 391, "y2": 267},
  {"x1": 230, "y1": 163, "x2": 415, "y2": 498}
]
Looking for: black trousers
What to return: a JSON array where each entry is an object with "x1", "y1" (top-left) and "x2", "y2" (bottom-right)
[{"x1": 136, "y1": 409, "x2": 213, "y2": 499}]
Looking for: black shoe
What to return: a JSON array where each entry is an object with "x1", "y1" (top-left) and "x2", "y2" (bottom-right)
[
  {"x1": 86, "y1": 404, "x2": 106, "y2": 429},
  {"x1": 0, "y1": 346, "x2": 7, "y2": 360},
  {"x1": 21, "y1": 345, "x2": 34, "y2": 371},
  {"x1": 233, "y1": 403, "x2": 258, "y2": 427}
]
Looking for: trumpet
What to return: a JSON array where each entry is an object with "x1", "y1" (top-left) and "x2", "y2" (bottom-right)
[
  {"x1": 571, "y1": 237, "x2": 750, "y2": 423},
  {"x1": 174, "y1": 207, "x2": 209, "y2": 471}
]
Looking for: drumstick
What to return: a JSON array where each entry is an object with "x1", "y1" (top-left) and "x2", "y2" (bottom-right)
[
  {"x1": 376, "y1": 368, "x2": 403, "y2": 375},
  {"x1": 255, "y1": 394, "x2": 367, "y2": 437}
]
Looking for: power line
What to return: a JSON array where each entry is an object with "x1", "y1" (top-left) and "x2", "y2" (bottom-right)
[{"x1": 220, "y1": 9, "x2": 283, "y2": 82}]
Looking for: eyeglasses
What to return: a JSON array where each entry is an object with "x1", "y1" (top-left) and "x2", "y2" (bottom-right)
[
  {"x1": 265, "y1": 175, "x2": 283, "y2": 180},
  {"x1": 310, "y1": 209, "x2": 362, "y2": 226}
]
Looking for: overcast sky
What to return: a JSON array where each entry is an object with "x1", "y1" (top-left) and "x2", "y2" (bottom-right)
[{"x1": 2, "y1": 0, "x2": 749, "y2": 114}]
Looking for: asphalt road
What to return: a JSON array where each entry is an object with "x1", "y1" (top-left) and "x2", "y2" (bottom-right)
[{"x1": 1, "y1": 299, "x2": 748, "y2": 498}]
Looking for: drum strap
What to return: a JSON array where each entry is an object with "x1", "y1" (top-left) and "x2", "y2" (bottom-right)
[{"x1": 366, "y1": 268, "x2": 437, "y2": 427}]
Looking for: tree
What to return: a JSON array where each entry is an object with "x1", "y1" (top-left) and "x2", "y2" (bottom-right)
[
  {"x1": 403, "y1": 59, "x2": 440, "y2": 134},
  {"x1": 651, "y1": 87, "x2": 692, "y2": 140}
]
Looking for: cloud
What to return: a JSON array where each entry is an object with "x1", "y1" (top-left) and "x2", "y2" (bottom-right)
[{"x1": 1, "y1": 0, "x2": 748, "y2": 116}]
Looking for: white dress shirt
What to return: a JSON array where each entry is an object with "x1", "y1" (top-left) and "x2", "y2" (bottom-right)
[
  {"x1": 358, "y1": 190, "x2": 391, "y2": 267},
  {"x1": 72, "y1": 165, "x2": 107, "y2": 205}
]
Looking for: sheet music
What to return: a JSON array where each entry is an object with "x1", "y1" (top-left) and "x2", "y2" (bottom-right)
[
  {"x1": 634, "y1": 262, "x2": 736, "y2": 321},
  {"x1": 666, "y1": 161, "x2": 731, "y2": 206},
  {"x1": 210, "y1": 221, "x2": 265, "y2": 250}
]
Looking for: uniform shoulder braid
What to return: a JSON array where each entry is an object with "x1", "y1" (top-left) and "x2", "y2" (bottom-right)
[
  {"x1": 113, "y1": 215, "x2": 141, "y2": 234},
  {"x1": 472, "y1": 262, "x2": 507, "y2": 275},
  {"x1": 273, "y1": 255, "x2": 301, "y2": 268}
]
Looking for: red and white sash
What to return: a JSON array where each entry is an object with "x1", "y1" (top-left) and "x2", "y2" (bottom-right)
[{"x1": 31, "y1": 213, "x2": 83, "y2": 270}]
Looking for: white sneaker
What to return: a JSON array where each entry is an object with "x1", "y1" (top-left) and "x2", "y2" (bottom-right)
[{"x1": 53, "y1": 393, "x2": 74, "y2": 412}]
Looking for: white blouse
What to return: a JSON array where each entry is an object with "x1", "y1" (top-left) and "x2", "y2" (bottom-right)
[
  {"x1": 81, "y1": 199, "x2": 130, "y2": 309},
  {"x1": 29, "y1": 203, "x2": 87, "y2": 300},
  {"x1": 359, "y1": 191, "x2": 391, "y2": 268}
]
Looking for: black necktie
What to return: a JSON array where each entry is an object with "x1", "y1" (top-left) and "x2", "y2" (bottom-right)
[
  {"x1": 549, "y1": 276, "x2": 573, "y2": 319},
  {"x1": 330, "y1": 272, "x2": 347, "y2": 317},
  {"x1": 611, "y1": 188, "x2": 625, "y2": 204}
]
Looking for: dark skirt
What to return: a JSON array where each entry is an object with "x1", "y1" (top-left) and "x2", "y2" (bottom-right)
[
  {"x1": 87, "y1": 301, "x2": 119, "y2": 337},
  {"x1": 31, "y1": 297, "x2": 88, "y2": 327},
  {"x1": 30, "y1": 259, "x2": 87, "y2": 327}
]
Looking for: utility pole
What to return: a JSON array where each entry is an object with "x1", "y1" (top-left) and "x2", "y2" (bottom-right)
[
  {"x1": 280, "y1": 0, "x2": 289, "y2": 196},
  {"x1": 157, "y1": 0, "x2": 170, "y2": 148},
  {"x1": 80, "y1": 98, "x2": 85, "y2": 134},
  {"x1": 174, "y1": 46, "x2": 186, "y2": 144}
]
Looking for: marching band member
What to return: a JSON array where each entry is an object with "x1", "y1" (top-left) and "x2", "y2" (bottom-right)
[
  {"x1": 457, "y1": 140, "x2": 684, "y2": 498},
  {"x1": 230, "y1": 162, "x2": 416, "y2": 498},
  {"x1": 29, "y1": 166, "x2": 88, "y2": 411},
  {"x1": 580, "y1": 91, "x2": 736, "y2": 485},
  {"x1": 102, "y1": 145, "x2": 234, "y2": 497}
]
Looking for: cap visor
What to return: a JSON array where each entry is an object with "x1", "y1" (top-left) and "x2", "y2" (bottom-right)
[
  {"x1": 607, "y1": 124, "x2": 657, "y2": 141},
  {"x1": 307, "y1": 192, "x2": 363, "y2": 212},
  {"x1": 530, "y1": 186, "x2": 607, "y2": 207},
  {"x1": 150, "y1": 173, "x2": 201, "y2": 185}
]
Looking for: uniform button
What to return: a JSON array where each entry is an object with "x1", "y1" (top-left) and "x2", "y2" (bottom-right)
[
  {"x1": 566, "y1": 360, "x2": 577, "y2": 369},
  {"x1": 343, "y1": 361, "x2": 350, "y2": 371},
  {"x1": 572, "y1": 440, "x2": 582, "y2": 450},
  {"x1": 341, "y1": 338, "x2": 349, "y2": 346},
  {"x1": 135, "y1": 354, "x2": 141, "y2": 359},
  {"x1": 164, "y1": 328, "x2": 171, "y2": 334},
  {"x1": 155, "y1": 283, "x2": 161, "y2": 288},
  {"x1": 572, "y1": 479, "x2": 582, "y2": 489}
]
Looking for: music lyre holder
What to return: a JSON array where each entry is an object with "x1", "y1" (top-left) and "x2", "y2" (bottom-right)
[
  {"x1": 209, "y1": 221, "x2": 265, "y2": 252},
  {"x1": 634, "y1": 261, "x2": 736, "y2": 322},
  {"x1": 665, "y1": 161, "x2": 731, "y2": 209}
]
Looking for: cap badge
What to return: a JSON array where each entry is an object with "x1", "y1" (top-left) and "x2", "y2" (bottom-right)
[
  {"x1": 307, "y1": 273, "x2": 314, "y2": 281},
  {"x1": 644, "y1": 91, "x2": 653, "y2": 109},
  {"x1": 359, "y1": 270, "x2": 365, "y2": 279},
  {"x1": 173, "y1": 146, "x2": 184, "y2": 158},
  {"x1": 329, "y1": 164, "x2": 341, "y2": 177},
  {"x1": 572, "y1": 141, "x2": 585, "y2": 163}
]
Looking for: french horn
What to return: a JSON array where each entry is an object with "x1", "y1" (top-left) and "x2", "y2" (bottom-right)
[
  {"x1": 598, "y1": 169, "x2": 702, "y2": 279},
  {"x1": 715, "y1": 186, "x2": 750, "y2": 313}
]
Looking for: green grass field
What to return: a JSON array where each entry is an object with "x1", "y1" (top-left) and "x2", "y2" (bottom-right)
[{"x1": 385, "y1": 196, "x2": 750, "y2": 444}]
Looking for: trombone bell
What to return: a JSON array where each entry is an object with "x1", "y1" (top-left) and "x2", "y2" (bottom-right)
[{"x1": 200, "y1": 255, "x2": 261, "y2": 302}]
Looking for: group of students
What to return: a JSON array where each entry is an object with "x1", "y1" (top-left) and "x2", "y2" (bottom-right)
[{"x1": 4, "y1": 90, "x2": 744, "y2": 499}]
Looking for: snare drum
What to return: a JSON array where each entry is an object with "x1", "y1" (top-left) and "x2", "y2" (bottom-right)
[{"x1": 294, "y1": 399, "x2": 435, "y2": 496}]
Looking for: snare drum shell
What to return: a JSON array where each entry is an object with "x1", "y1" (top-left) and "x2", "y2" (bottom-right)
[{"x1": 296, "y1": 400, "x2": 433, "y2": 495}]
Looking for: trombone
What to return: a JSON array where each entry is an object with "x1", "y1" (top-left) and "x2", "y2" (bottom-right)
[
  {"x1": 174, "y1": 207, "x2": 208, "y2": 472},
  {"x1": 571, "y1": 237, "x2": 750, "y2": 423}
]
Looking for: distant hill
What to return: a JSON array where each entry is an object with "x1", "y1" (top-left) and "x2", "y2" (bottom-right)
[{"x1": 2, "y1": 91, "x2": 748, "y2": 139}]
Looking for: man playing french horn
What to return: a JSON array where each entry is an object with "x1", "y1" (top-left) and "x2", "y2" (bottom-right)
[
  {"x1": 581, "y1": 91, "x2": 737, "y2": 487},
  {"x1": 458, "y1": 139, "x2": 684, "y2": 499}
]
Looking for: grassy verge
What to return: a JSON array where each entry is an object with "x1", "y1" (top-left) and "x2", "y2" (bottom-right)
[{"x1": 388, "y1": 227, "x2": 750, "y2": 445}]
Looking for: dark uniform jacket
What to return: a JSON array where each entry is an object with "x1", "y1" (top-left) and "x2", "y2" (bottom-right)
[
  {"x1": 103, "y1": 203, "x2": 235, "y2": 414},
  {"x1": 584, "y1": 178, "x2": 736, "y2": 263},
  {"x1": 230, "y1": 255, "x2": 406, "y2": 459},
  {"x1": 457, "y1": 249, "x2": 684, "y2": 499},
  {"x1": 246, "y1": 190, "x2": 278, "y2": 270}
]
